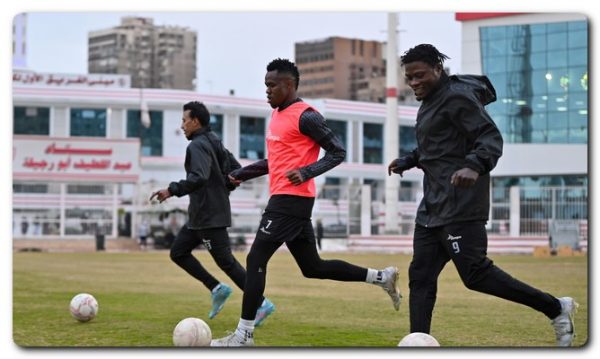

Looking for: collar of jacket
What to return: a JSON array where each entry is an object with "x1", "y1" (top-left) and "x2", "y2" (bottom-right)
[
  {"x1": 189, "y1": 126, "x2": 211, "y2": 139},
  {"x1": 422, "y1": 72, "x2": 450, "y2": 103}
]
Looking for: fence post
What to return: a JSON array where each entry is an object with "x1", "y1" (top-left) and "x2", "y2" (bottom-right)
[
  {"x1": 509, "y1": 186, "x2": 520, "y2": 237},
  {"x1": 361, "y1": 185, "x2": 372, "y2": 236}
]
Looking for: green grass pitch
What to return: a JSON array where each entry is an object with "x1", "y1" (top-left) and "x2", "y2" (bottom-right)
[{"x1": 13, "y1": 250, "x2": 588, "y2": 347}]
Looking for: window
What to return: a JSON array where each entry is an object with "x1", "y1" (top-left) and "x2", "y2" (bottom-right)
[
  {"x1": 14, "y1": 106, "x2": 50, "y2": 135},
  {"x1": 363, "y1": 123, "x2": 383, "y2": 164},
  {"x1": 70, "y1": 108, "x2": 106, "y2": 137},
  {"x1": 239, "y1": 116, "x2": 265, "y2": 159},
  {"x1": 67, "y1": 184, "x2": 111, "y2": 195},
  {"x1": 399, "y1": 126, "x2": 417, "y2": 157},
  {"x1": 480, "y1": 20, "x2": 588, "y2": 144},
  {"x1": 327, "y1": 119, "x2": 347, "y2": 161},
  {"x1": 127, "y1": 110, "x2": 163, "y2": 156},
  {"x1": 209, "y1": 114, "x2": 223, "y2": 140}
]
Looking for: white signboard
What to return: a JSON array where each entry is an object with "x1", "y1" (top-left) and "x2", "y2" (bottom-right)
[
  {"x1": 12, "y1": 70, "x2": 131, "y2": 89},
  {"x1": 13, "y1": 136, "x2": 141, "y2": 183}
]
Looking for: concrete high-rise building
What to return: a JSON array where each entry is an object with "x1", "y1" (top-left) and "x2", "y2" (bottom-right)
[
  {"x1": 295, "y1": 36, "x2": 416, "y2": 104},
  {"x1": 88, "y1": 17, "x2": 196, "y2": 90}
]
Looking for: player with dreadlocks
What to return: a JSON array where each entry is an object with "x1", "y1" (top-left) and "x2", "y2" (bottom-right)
[
  {"x1": 211, "y1": 58, "x2": 402, "y2": 346},
  {"x1": 388, "y1": 44, "x2": 577, "y2": 346}
]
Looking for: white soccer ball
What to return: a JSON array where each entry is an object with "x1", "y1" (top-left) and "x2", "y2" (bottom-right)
[
  {"x1": 172, "y1": 317, "x2": 212, "y2": 346},
  {"x1": 398, "y1": 332, "x2": 440, "y2": 347},
  {"x1": 69, "y1": 293, "x2": 98, "y2": 322}
]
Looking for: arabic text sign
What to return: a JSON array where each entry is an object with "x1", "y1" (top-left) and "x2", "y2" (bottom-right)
[
  {"x1": 13, "y1": 136, "x2": 140, "y2": 182},
  {"x1": 13, "y1": 70, "x2": 131, "y2": 89}
]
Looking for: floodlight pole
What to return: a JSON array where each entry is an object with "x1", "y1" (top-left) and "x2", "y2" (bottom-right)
[{"x1": 384, "y1": 13, "x2": 400, "y2": 234}]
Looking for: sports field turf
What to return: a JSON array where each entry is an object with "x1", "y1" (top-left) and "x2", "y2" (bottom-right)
[{"x1": 13, "y1": 250, "x2": 588, "y2": 347}]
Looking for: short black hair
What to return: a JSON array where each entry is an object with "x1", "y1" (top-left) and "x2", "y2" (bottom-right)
[
  {"x1": 266, "y1": 58, "x2": 300, "y2": 90},
  {"x1": 400, "y1": 44, "x2": 450, "y2": 67},
  {"x1": 183, "y1": 101, "x2": 210, "y2": 127}
]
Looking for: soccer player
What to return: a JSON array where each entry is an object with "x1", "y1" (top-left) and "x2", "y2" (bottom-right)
[
  {"x1": 388, "y1": 44, "x2": 577, "y2": 346},
  {"x1": 211, "y1": 59, "x2": 401, "y2": 347},
  {"x1": 150, "y1": 101, "x2": 275, "y2": 325}
]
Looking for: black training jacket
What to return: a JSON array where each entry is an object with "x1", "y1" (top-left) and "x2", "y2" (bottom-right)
[
  {"x1": 168, "y1": 127, "x2": 241, "y2": 230},
  {"x1": 403, "y1": 74, "x2": 503, "y2": 227}
]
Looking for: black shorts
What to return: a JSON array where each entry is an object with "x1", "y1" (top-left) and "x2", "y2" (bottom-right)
[{"x1": 255, "y1": 211, "x2": 315, "y2": 243}]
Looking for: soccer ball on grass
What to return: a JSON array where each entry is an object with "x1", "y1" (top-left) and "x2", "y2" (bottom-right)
[
  {"x1": 172, "y1": 317, "x2": 212, "y2": 346},
  {"x1": 69, "y1": 293, "x2": 98, "y2": 322},
  {"x1": 398, "y1": 332, "x2": 440, "y2": 346}
]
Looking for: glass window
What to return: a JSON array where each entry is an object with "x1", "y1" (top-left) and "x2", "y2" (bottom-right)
[
  {"x1": 209, "y1": 114, "x2": 223, "y2": 140},
  {"x1": 486, "y1": 26, "x2": 506, "y2": 40},
  {"x1": 363, "y1": 123, "x2": 383, "y2": 164},
  {"x1": 529, "y1": 52, "x2": 547, "y2": 70},
  {"x1": 399, "y1": 125, "x2": 416, "y2": 157},
  {"x1": 481, "y1": 20, "x2": 587, "y2": 144},
  {"x1": 569, "y1": 127, "x2": 587, "y2": 144},
  {"x1": 530, "y1": 70, "x2": 548, "y2": 94},
  {"x1": 547, "y1": 111, "x2": 568, "y2": 130},
  {"x1": 546, "y1": 72, "x2": 567, "y2": 94},
  {"x1": 547, "y1": 32, "x2": 567, "y2": 50},
  {"x1": 240, "y1": 116, "x2": 265, "y2": 159},
  {"x1": 326, "y1": 119, "x2": 348, "y2": 158},
  {"x1": 531, "y1": 112, "x2": 548, "y2": 132},
  {"x1": 67, "y1": 184, "x2": 111, "y2": 194},
  {"x1": 568, "y1": 92, "x2": 587, "y2": 110},
  {"x1": 547, "y1": 128, "x2": 568, "y2": 143},
  {"x1": 530, "y1": 23, "x2": 547, "y2": 35},
  {"x1": 568, "y1": 67, "x2": 588, "y2": 92},
  {"x1": 488, "y1": 38, "x2": 507, "y2": 57},
  {"x1": 485, "y1": 56, "x2": 507, "y2": 74},
  {"x1": 491, "y1": 114, "x2": 508, "y2": 134},
  {"x1": 70, "y1": 108, "x2": 106, "y2": 137},
  {"x1": 568, "y1": 20, "x2": 588, "y2": 31},
  {"x1": 530, "y1": 34, "x2": 547, "y2": 52},
  {"x1": 569, "y1": 111, "x2": 587, "y2": 144},
  {"x1": 569, "y1": 48, "x2": 587, "y2": 67},
  {"x1": 568, "y1": 30, "x2": 587, "y2": 49},
  {"x1": 14, "y1": 106, "x2": 50, "y2": 135},
  {"x1": 13, "y1": 183, "x2": 49, "y2": 193},
  {"x1": 127, "y1": 110, "x2": 163, "y2": 156},
  {"x1": 547, "y1": 22, "x2": 568, "y2": 33},
  {"x1": 547, "y1": 50, "x2": 568, "y2": 68}
]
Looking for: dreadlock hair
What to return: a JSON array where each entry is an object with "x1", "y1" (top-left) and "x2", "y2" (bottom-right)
[
  {"x1": 400, "y1": 44, "x2": 450, "y2": 67},
  {"x1": 266, "y1": 58, "x2": 300, "y2": 90},
  {"x1": 183, "y1": 101, "x2": 210, "y2": 127}
]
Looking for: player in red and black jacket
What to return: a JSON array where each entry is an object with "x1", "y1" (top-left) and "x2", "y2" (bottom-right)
[{"x1": 211, "y1": 59, "x2": 402, "y2": 347}]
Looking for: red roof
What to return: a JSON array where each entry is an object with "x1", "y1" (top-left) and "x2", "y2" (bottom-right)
[{"x1": 455, "y1": 13, "x2": 522, "y2": 21}]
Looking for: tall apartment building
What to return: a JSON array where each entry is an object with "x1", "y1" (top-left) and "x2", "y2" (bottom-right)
[
  {"x1": 295, "y1": 36, "x2": 416, "y2": 104},
  {"x1": 88, "y1": 17, "x2": 197, "y2": 90}
]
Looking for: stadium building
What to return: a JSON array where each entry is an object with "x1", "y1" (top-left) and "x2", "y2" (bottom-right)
[{"x1": 11, "y1": 70, "x2": 422, "y2": 243}]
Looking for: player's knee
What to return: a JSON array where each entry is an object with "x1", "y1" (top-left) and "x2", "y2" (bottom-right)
[
  {"x1": 300, "y1": 268, "x2": 320, "y2": 278},
  {"x1": 215, "y1": 255, "x2": 236, "y2": 271},
  {"x1": 169, "y1": 248, "x2": 184, "y2": 263},
  {"x1": 462, "y1": 276, "x2": 480, "y2": 290},
  {"x1": 245, "y1": 252, "x2": 263, "y2": 272},
  {"x1": 298, "y1": 264, "x2": 324, "y2": 279}
]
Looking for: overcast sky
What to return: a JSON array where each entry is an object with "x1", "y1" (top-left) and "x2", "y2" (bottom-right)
[{"x1": 24, "y1": 12, "x2": 461, "y2": 99}]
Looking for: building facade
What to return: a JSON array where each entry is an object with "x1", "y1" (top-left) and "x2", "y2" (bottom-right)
[
  {"x1": 295, "y1": 36, "x2": 416, "y2": 104},
  {"x1": 88, "y1": 17, "x2": 197, "y2": 90},
  {"x1": 12, "y1": 69, "x2": 423, "y2": 242},
  {"x1": 457, "y1": 12, "x2": 588, "y2": 236}
]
